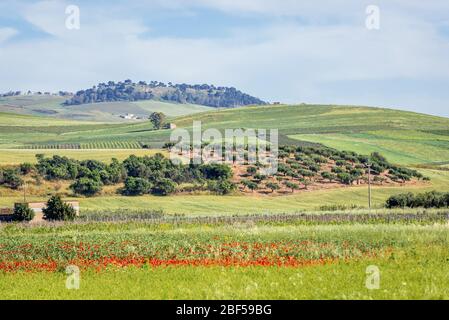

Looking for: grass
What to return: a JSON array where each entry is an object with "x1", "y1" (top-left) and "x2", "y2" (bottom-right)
[
  {"x1": 290, "y1": 130, "x2": 449, "y2": 165},
  {"x1": 0, "y1": 224, "x2": 448, "y2": 299},
  {"x1": 0, "y1": 149, "x2": 166, "y2": 165},
  {"x1": 0, "y1": 168, "x2": 447, "y2": 214},
  {"x1": 1, "y1": 104, "x2": 449, "y2": 160},
  {"x1": 0, "y1": 95, "x2": 212, "y2": 122}
]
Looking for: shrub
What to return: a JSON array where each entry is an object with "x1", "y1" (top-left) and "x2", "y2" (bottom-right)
[
  {"x1": 242, "y1": 179, "x2": 258, "y2": 192},
  {"x1": 321, "y1": 171, "x2": 336, "y2": 182},
  {"x1": 385, "y1": 192, "x2": 415, "y2": 208},
  {"x1": 13, "y1": 203, "x2": 35, "y2": 221},
  {"x1": 0, "y1": 169, "x2": 24, "y2": 189},
  {"x1": 284, "y1": 181, "x2": 299, "y2": 192},
  {"x1": 43, "y1": 195, "x2": 76, "y2": 221},
  {"x1": 337, "y1": 173, "x2": 354, "y2": 185},
  {"x1": 122, "y1": 177, "x2": 151, "y2": 196},
  {"x1": 70, "y1": 177, "x2": 103, "y2": 196},
  {"x1": 246, "y1": 166, "x2": 257, "y2": 175},
  {"x1": 20, "y1": 163, "x2": 34, "y2": 175},
  {"x1": 151, "y1": 178, "x2": 176, "y2": 196},
  {"x1": 208, "y1": 179, "x2": 236, "y2": 195},
  {"x1": 266, "y1": 182, "x2": 280, "y2": 193},
  {"x1": 201, "y1": 163, "x2": 232, "y2": 180}
]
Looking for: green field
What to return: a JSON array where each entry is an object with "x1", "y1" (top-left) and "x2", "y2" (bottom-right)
[
  {"x1": 1, "y1": 223, "x2": 448, "y2": 299},
  {"x1": 1, "y1": 101, "x2": 449, "y2": 301},
  {"x1": 0, "y1": 149, "x2": 165, "y2": 165},
  {"x1": 0, "y1": 95, "x2": 212, "y2": 122},
  {"x1": 1, "y1": 104, "x2": 449, "y2": 165},
  {"x1": 289, "y1": 130, "x2": 449, "y2": 165},
  {"x1": 0, "y1": 168, "x2": 447, "y2": 213}
]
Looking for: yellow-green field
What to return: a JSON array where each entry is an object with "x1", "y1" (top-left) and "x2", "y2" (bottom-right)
[
  {"x1": 0, "y1": 168, "x2": 447, "y2": 214},
  {"x1": 289, "y1": 130, "x2": 449, "y2": 165},
  {"x1": 0, "y1": 149, "x2": 166, "y2": 165}
]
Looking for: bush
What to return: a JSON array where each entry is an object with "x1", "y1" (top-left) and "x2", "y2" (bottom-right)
[
  {"x1": 384, "y1": 191, "x2": 449, "y2": 209},
  {"x1": 321, "y1": 171, "x2": 336, "y2": 182},
  {"x1": 151, "y1": 178, "x2": 176, "y2": 196},
  {"x1": 70, "y1": 177, "x2": 103, "y2": 196},
  {"x1": 20, "y1": 163, "x2": 34, "y2": 175},
  {"x1": 337, "y1": 173, "x2": 354, "y2": 185},
  {"x1": 122, "y1": 177, "x2": 151, "y2": 196},
  {"x1": 13, "y1": 203, "x2": 35, "y2": 221},
  {"x1": 0, "y1": 169, "x2": 24, "y2": 189},
  {"x1": 43, "y1": 195, "x2": 76, "y2": 221},
  {"x1": 201, "y1": 163, "x2": 232, "y2": 180},
  {"x1": 266, "y1": 182, "x2": 280, "y2": 193},
  {"x1": 208, "y1": 179, "x2": 236, "y2": 195}
]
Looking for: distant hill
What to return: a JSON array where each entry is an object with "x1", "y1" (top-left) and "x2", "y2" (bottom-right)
[
  {"x1": 0, "y1": 95, "x2": 213, "y2": 122},
  {"x1": 63, "y1": 80, "x2": 267, "y2": 108}
]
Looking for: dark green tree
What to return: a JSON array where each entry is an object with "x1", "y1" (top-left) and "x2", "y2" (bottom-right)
[
  {"x1": 149, "y1": 112, "x2": 166, "y2": 129},
  {"x1": 13, "y1": 203, "x2": 35, "y2": 221},
  {"x1": 42, "y1": 195, "x2": 76, "y2": 221}
]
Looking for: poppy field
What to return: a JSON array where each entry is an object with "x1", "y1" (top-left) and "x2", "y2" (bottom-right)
[{"x1": 0, "y1": 221, "x2": 448, "y2": 299}]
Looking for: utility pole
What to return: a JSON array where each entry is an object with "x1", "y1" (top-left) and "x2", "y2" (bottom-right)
[
  {"x1": 367, "y1": 163, "x2": 372, "y2": 210},
  {"x1": 23, "y1": 181, "x2": 27, "y2": 203}
]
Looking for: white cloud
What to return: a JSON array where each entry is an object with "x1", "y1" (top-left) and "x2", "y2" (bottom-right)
[
  {"x1": 1, "y1": 0, "x2": 449, "y2": 116},
  {"x1": 0, "y1": 27, "x2": 18, "y2": 43}
]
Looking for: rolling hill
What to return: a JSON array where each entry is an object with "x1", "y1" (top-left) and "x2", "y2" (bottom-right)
[
  {"x1": 0, "y1": 104, "x2": 448, "y2": 166},
  {"x1": 0, "y1": 95, "x2": 213, "y2": 122}
]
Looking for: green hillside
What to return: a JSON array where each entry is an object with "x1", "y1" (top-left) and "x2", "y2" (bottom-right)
[
  {"x1": 173, "y1": 104, "x2": 449, "y2": 165},
  {"x1": 0, "y1": 95, "x2": 212, "y2": 122},
  {"x1": 0, "y1": 104, "x2": 448, "y2": 166}
]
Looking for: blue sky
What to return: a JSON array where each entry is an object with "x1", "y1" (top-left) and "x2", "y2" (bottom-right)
[{"x1": 1, "y1": 0, "x2": 449, "y2": 117}]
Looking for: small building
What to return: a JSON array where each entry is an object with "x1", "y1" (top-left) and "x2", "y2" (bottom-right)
[
  {"x1": 120, "y1": 113, "x2": 138, "y2": 120},
  {"x1": 164, "y1": 123, "x2": 177, "y2": 129}
]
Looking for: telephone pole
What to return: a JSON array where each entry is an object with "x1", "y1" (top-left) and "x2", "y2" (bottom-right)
[
  {"x1": 23, "y1": 181, "x2": 27, "y2": 203},
  {"x1": 367, "y1": 163, "x2": 372, "y2": 210}
]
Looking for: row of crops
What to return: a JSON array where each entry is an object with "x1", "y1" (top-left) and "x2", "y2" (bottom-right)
[
  {"x1": 17, "y1": 141, "x2": 145, "y2": 149},
  {"x1": 18, "y1": 144, "x2": 81, "y2": 149},
  {"x1": 80, "y1": 141, "x2": 143, "y2": 149}
]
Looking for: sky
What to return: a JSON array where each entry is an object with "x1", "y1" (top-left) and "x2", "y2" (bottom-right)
[{"x1": 1, "y1": 0, "x2": 449, "y2": 117}]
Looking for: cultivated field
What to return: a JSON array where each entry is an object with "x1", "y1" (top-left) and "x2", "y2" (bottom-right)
[
  {"x1": 1, "y1": 102, "x2": 449, "y2": 300},
  {"x1": 1, "y1": 222, "x2": 448, "y2": 299},
  {"x1": 0, "y1": 95, "x2": 212, "y2": 122}
]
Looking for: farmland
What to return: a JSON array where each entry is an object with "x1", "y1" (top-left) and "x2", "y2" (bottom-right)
[
  {"x1": 0, "y1": 95, "x2": 212, "y2": 122},
  {"x1": 0, "y1": 222, "x2": 448, "y2": 299},
  {"x1": 1, "y1": 104, "x2": 449, "y2": 166},
  {"x1": 1, "y1": 101, "x2": 449, "y2": 300}
]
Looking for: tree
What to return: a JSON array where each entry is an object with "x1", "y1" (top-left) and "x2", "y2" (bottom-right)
[
  {"x1": 43, "y1": 195, "x2": 76, "y2": 221},
  {"x1": 321, "y1": 171, "x2": 336, "y2": 183},
  {"x1": 149, "y1": 112, "x2": 166, "y2": 129},
  {"x1": 300, "y1": 178, "x2": 311, "y2": 190},
  {"x1": 350, "y1": 168, "x2": 364, "y2": 185},
  {"x1": 246, "y1": 166, "x2": 257, "y2": 175},
  {"x1": 337, "y1": 173, "x2": 354, "y2": 185},
  {"x1": 266, "y1": 182, "x2": 280, "y2": 193},
  {"x1": 122, "y1": 177, "x2": 151, "y2": 196},
  {"x1": 284, "y1": 181, "x2": 299, "y2": 193},
  {"x1": 151, "y1": 178, "x2": 176, "y2": 196},
  {"x1": 242, "y1": 179, "x2": 258, "y2": 192},
  {"x1": 208, "y1": 179, "x2": 236, "y2": 195},
  {"x1": 20, "y1": 163, "x2": 34, "y2": 175},
  {"x1": 70, "y1": 177, "x2": 103, "y2": 196},
  {"x1": 13, "y1": 203, "x2": 35, "y2": 222},
  {"x1": 0, "y1": 169, "x2": 23, "y2": 189}
]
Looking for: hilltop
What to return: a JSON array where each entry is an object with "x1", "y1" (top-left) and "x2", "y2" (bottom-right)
[{"x1": 64, "y1": 80, "x2": 267, "y2": 108}]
